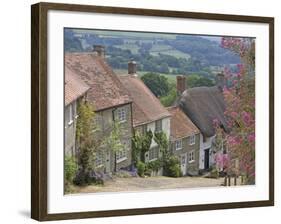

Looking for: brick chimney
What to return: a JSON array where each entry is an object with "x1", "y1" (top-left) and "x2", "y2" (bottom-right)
[
  {"x1": 176, "y1": 75, "x2": 186, "y2": 95},
  {"x1": 216, "y1": 73, "x2": 225, "y2": 92},
  {"x1": 93, "y1": 45, "x2": 105, "y2": 58},
  {"x1": 128, "y1": 60, "x2": 137, "y2": 76}
]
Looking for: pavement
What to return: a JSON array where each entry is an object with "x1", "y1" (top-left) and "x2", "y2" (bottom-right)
[{"x1": 69, "y1": 176, "x2": 228, "y2": 194}]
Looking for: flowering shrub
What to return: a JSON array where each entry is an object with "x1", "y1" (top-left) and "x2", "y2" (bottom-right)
[
  {"x1": 214, "y1": 37, "x2": 255, "y2": 184},
  {"x1": 214, "y1": 152, "x2": 230, "y2": 171}
]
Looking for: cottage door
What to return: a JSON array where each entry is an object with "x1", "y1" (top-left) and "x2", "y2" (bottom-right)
[
  {"x1": 204, "y1": 148, "x2": 210, "y2": 170},
  {"x1": 180, "y1": 154, "x2": 187, "y2": 175}
]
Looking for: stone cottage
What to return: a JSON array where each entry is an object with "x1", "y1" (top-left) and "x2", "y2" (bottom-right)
[
  {"x1": 176, "y1": 75, "x2": 228, "y2": 171},
  {"x1": 64, "y1": 66, "x2": 90, "y2": 157},
  {"x1": 167, "y1": 106, "x2": 200, "y2": 176},
  {"x1": 65, "y1": 46, "x2": 133, "y2": 173},
  {"x1": 118, "y1": 61, "x2": 171, "y2": 172}
]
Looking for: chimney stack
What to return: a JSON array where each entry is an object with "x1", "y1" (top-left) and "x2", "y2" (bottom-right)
[
  {"x1": 216, "y1": 73, "x2": 225, "y2": 91},
  {"x1": 128, "y1": 60, "x2": 137, "y2": 76},
  {"x1": 93, "y1": 45, "x2": 105, "y2": 58},
  {"x1": 176, "y1": 75, "x2": 186, "y2": 95}
]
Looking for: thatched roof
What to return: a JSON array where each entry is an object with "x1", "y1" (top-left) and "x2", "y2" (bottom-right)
[{"x1": 178, "y1": 86, "x2": 228, "y2": 137}]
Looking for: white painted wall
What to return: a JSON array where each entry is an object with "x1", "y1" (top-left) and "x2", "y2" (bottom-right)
[
  {"x1": 147, "y1": 117, "x2": 170, "y2": 148},
  {"x1": 199, "y1": 134, "x2": 216, "y2": 170}
]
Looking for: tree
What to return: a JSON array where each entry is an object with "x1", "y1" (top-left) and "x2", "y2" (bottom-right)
[
  {"x1": 141, "y1": 73, "x2": 170, "y2": 97},
  {"x1": 214, "y1": 37, "x2": 255, "y2": 184},
  {"x1": 186, "y1": 74, "x2": 215, "y2": 88},
  {"x1": 76, "y1": 101, "x2": 98, "y2": 174},
  {"x1": 75, "y1": 101, "x2": 124, "y2": 183},
  {"x1": 160, "y1": 88, "x2": 177, "y2": 107}
]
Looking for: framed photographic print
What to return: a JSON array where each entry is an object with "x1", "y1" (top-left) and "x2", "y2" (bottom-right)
[{"x1": 31, "y1": 2, "x2": 274, "y2": 221}]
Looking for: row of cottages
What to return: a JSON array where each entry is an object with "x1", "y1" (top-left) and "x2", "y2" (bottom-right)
[
  {"x1": 118, "y1": 62, "x2": 171, "y2": 175},
  {"x1": 65, "y1": 46, "x2": 134, "y2": 173},
  {"x1": 176, "y1": 75, "x2": 228, "y2": 171},
  {"x1": 64, "y1": 44, "x2": 223, "y2": 176},
  {"x1": 118, "y1": 62, "x2": 203, "y2": 176}
]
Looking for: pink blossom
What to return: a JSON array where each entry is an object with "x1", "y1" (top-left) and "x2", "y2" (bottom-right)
[
  {"x1": 230, "y1": 111, "x2": 239, "y2": 119},
  {"x1": 213, "y1": 118, "x2": 220, "y2": 128},
  {"x1": 227, "y1": 135, "x2": 242, "y2": 146},
  {"x1": 247, "y1": 133, "x2": 255, "y2": 143},
  {"x1": 232, "y1": 79, "x2": 238, "y2": 86},
  {"x1": 215, "y1": 153, "x2": 230, "y2": 169},
  {"x1": 241, "y1": 111, "x2": 253, "y2": 126},
  {"x1": 223, "y1": 86, "x2": 230, "y2": 94}
]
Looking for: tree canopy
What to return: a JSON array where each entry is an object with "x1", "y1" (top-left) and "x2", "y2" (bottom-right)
[{"x1": 141, "y1": 73, "x2": 170, "y2": 97}]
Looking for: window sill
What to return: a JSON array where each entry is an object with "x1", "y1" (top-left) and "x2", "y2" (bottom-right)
[
  {"x1": 149, "y1": 158, "x2": 158, "y2": 162},
  {"x1": 175, "y1": 147, "x2": 182, "y2": 151},
  {"x1": 116, "y1": 157, "x2": 127, "y2": 163},
  {"x1": 189, "y1": 143, "x2": 195, "y2": 146},
  {"x1": 188, "y1": 160, "x2": 195, "y2": 163}
]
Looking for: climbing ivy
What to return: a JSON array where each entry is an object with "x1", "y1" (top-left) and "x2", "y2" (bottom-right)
[
  {"x1": 132, "y1": 130, "x2": 153, "y2": 164},
  {"x1": 75, "y1": 101, "x2": 123, "y2": 178},
  {"x1": 154, "y1": 131, "x2": 170, "y2": 161}
]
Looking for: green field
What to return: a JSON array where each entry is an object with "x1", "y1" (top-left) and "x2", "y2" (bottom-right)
[
  {"x1": 114, "y1": 42, "x2": 191, "y2": 60},
  {"x1": 150, "y1": 44, "x2": 173, "y2": 52},
  {"x1": 150, "y1": 49, "x2": 190, "y2": 60},
  {"x1": 115, "y1": 44, "x2": 140, "y2": 54}
]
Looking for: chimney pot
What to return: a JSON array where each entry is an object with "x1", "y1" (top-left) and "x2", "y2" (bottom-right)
[
  {"x1": 93, "y1": 45, "x2": 105, "y2": 58},
  {"x1": 128, "y1": 60, "x2": 137, "y2": 76},
  {"x1": 176, "y1": 75, "x2": 186, "y2": 95}
]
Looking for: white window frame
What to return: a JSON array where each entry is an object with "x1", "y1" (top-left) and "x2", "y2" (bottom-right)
[
  {"x1": 116, "y1": 148, "x2": 127, "y2": 163},
  {"x1": 189, "y1": 134, "x2": 196, "y2": 145},
  {"x1": 181, "y1": 154, "x2": 186, "y2": 165},
  {"x1": 73, "y1": 101, "x2": 78, "y2": 119},
  {"x1": 117, "y1": 107, "x2": 126, "y2": 123},
  {"x1": 67, "y1": 103, "x2": 74, "y2": 125},
  {"x1": 175, "y1": 139, "x2": 182, "y2": 150},
  {"x1": 188, "y1": 150, "x2": 195, "y2": 163},
  {"x1": 155, "y1": 119, "x2": 162, "y2": 133},
  {"x1": 149, "y1": 146, "x2": 159, "y2": 161}
]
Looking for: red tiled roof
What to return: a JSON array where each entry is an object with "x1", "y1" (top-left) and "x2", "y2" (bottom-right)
[
  {"x1": 65, "y1": 53, "x2": 132, "y2": 111},
  {"x1": 167, "y1": 106, "x2": 200, "y2": 140},
  {"x1": 65, "y1": 66, "x2": 90, "y2": 106},
  {"x1": 118, "y1": 75, "x2": 171, "y2": 127}
]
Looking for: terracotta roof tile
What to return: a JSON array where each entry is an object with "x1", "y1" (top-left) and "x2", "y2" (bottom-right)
[
  {"x1": 167, "y1": 106, "x2": 200, "y2": 140},
  {"x1": 65, "y1": 66, "x2": 90, "y2": 106},
  {"x1": 118, "y1": 75, "x2": 171, "y2": 126},
  {"x1": 65, "y1": 53, "x2": 132, "y2": 111}
]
